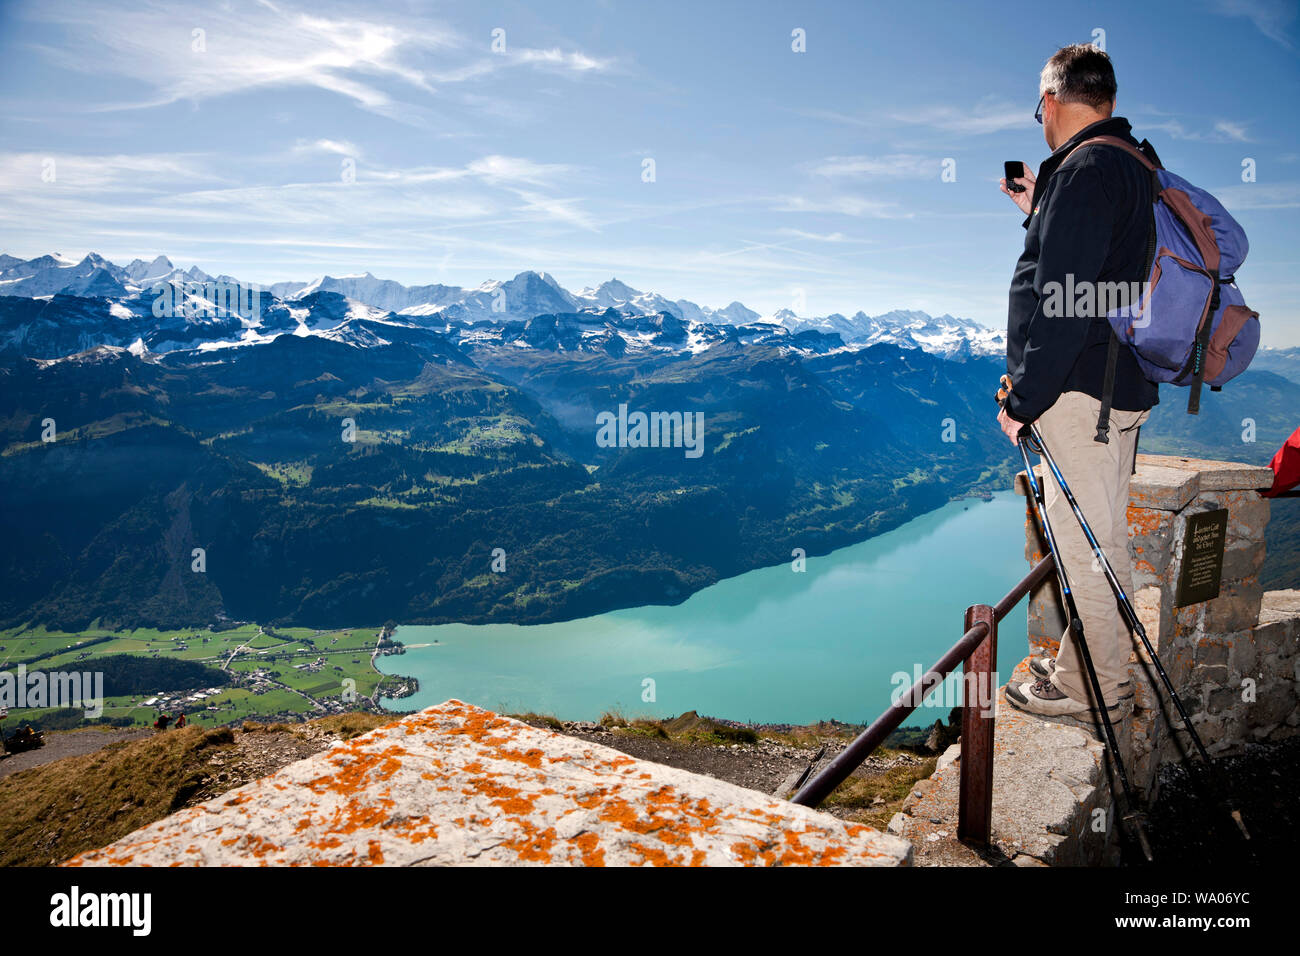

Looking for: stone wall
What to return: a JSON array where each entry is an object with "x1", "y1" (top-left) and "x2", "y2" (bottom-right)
[
  {"x1": 896, "y1": 454, "x2": 1298, "y2": 867},
  {"x1": 1020, "y1": 453, "x2": 1299, "y2": 800}
]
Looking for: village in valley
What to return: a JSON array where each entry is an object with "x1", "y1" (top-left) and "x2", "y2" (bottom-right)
[{"x1": 0, "y1": 621, "x2": 418, "y2": 732}]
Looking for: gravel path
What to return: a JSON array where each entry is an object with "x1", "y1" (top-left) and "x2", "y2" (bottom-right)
[{"x1": 0, "y1": 727, "x2": 151, "y2": 780}]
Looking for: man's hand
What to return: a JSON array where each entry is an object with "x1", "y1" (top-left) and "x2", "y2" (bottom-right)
[
  {"x1": 997, "y1": 405, "x2": 1029, "y2": 447},
  {"x1": 999, "y1": 160, "x2": 1036, "y2": 216}
]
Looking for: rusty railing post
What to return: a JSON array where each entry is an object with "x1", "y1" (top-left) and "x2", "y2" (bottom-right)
[
  {"x1": 958, "y1": 603, "x2": 997, "y2": 850},
  {"x1": 789, "y1": 557, "x2": 1049, "y2": 811}
]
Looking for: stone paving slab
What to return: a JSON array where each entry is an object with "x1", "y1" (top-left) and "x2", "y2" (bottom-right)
[
  {"x1": 1130, "y1": 454, "x2": 1273, "y2": 511},
  {"x1": 893, "y1": 657, "x2": 1118, "y2": 866},
  {"x1": 1260, "y1": 589, "x2": 1300, "y2": 626},
  {"x1": 1129, "y1": 458, "x2": 1203, "y2": 511},
  {"x1": 66, "y1": 700, "x2": 912, "y2": 867},
  {"x1": 1017, "y1": 454, "x2": 1272, "y2": 513},
  {"x1": 1166, "y1": 455, "x2": 1275, "y2": 493}
]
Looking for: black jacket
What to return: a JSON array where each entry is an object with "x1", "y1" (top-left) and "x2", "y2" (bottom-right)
[{"x1": 1003, "y1": 116, "x2": 1160, "y2": 424}]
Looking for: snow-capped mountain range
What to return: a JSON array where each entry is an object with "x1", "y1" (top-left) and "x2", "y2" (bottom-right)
[{"x1": 0, "y1": 251, "x2": 1005, "y2": 362}]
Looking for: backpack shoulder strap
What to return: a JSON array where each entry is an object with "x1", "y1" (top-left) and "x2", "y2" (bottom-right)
[
  {"x1": 1064, "y1": 134, "x2": 1162, "y2": 171},
  {"x1": 1065, "y1": 134, "x2": 1159, "y2": 441},
  {"x1": 1095, "y1": 329, "x2": 1120, "y2": 444}
]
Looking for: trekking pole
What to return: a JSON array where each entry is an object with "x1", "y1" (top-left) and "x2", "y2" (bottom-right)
[
  {"x1": 1017, "y1": 437, "x2": 1155, "y2": 862},
  {"x1": 1027, "y1": 424, "x2": 1251, "y2": 842}
]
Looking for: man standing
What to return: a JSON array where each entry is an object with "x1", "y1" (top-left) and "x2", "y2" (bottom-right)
[{"x1": 996, "y1": 44, "x2": 1159, "y2": 722}]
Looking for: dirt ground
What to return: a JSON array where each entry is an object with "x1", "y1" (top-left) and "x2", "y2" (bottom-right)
[
  {"x1": 524, "y1": 716, "x2": 933, "y2": 822},
  {"x1": 1139, "y1": 735, "x2": 1300, "y2": 866},
  {"x1": 0, "y1": 727, "x2": 152, "y2": 780}
]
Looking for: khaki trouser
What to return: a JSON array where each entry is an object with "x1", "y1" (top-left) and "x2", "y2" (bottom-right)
[{"x1": 1035, "y1": 390, "x2": 1149, "y2": 704}]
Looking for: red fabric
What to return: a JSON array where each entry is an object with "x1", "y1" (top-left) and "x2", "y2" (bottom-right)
[{"x1": 1263, "y1": 426, "x2": 1300, "y2": 496}]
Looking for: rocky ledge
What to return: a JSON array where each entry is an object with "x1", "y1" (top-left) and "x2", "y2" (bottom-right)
[{"x1": 67, "y1": 700, "x2": 912, "y2": 867}]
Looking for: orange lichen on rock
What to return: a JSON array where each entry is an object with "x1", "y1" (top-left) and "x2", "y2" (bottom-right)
[
  {"x1": 1127, "y1": 507, "x2": 1163, "y2": 535},
  {"x1": 64, "y1": 700, "x2": 911, "y2": 868},
  {"x1": 572, "y1": 830, "x2": 605, "y2": 866}
]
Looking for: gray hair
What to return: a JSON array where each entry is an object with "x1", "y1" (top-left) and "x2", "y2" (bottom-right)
[{"x1": 1039, "y1": 44, "x2": 1117, "y2": 110}]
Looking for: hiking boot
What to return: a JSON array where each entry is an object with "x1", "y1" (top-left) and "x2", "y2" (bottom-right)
[
  {"x1": 1006, "y1": 677, "x2": 1090, "y2": 717},
  {"x1": 1005, "y1": 677, "x2": 1134, "y2": 722},
  {"x1": 1028, "y1": 655, "x2": 1055, "y2": 679},
  {"x1": 1029, "y1": 656, "x2": 1134, "y2": 700}
]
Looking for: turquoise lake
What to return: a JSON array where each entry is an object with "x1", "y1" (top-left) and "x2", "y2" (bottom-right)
[{"x1": 380, "y1": 491, "x2": 1035, "y2": 726}]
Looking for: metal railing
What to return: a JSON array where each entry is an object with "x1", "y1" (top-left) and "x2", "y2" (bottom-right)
[{"x1": 790, "y1": 554, "x2": 1055, "y2": 851}]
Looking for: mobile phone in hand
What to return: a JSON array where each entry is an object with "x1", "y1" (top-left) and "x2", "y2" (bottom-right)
[{"x1": 1004, "y1": 160, "x2": 1026, "y2": 193}]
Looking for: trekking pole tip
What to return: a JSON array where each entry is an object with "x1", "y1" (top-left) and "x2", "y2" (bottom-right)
[
  {"x1": 1231, "y1": 809, "x2": 1251, "y2": 841},
  {"x1": 1127, "y1": 815, "x2": 1155, "y2": 863}
]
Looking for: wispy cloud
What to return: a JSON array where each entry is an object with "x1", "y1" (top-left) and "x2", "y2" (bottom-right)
[
  {"x1": 466, "y1": 155, "x2": 576, "y2": 187},
  {"x1": 806, "y1": 154, "x2": 941, "y2": 180},
  {"x1": 21, "y1": 0, "x2": 613, "y2": 122},
  {"x1": 0, "y1": 151, "x2": 219, "y2": 191},
  {"x1": 0, "y1": 148, "x2": 595, "y2": 241},
  {"x1": 510, "y1": 190, "x2": 599, "y2": 231},
  {"x1": 1213, "y1": 120, "x2": 1253, "y2": 142},
  {"x1": 294, "y1": 138, "x2": 363, "y2": 158},
  {"x1": 797, "y1": 101, "x2": 1026, "y2": 136},
  {"x1": 420, "y1": 47, "x2": 614, "y2": 85},
  {"x1": 1139, "y1": 116, "x2": 1255, "y2": 143},
  {"x1": 776, "y1": 229, "x2": 879, "y2": 245},
  {"x1": 770, "y1": 194, "x2": 913, "y2": 219},
  {"x1": 1208, "y1": 0, "x2": 1297, "y2": 50},
  {"x1": 512, "y1": 47, "x2": 613, "y2": 73},
  {"x1": 25, "y1": 1, "x2": 441, "y2": 118},
  {"x1": 1215, "y1": 181, "x2": 1300, "y2": 210},
  {"x1": 887, "y1": 101, "x2": 1028, "y2": 136}
]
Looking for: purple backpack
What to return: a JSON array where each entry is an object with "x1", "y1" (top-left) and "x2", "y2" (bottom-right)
[{"x1": 1066, "y1": 135, "x2": 1260, "y2": 434}]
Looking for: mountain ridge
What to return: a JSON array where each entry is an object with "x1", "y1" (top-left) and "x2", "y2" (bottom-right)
[
  {"x1": 2, "y1": 251, "x2": 1295, "y2": 634},
  {"x1": 0, "y1": 251, "x2": 1002, "y2": 361}
]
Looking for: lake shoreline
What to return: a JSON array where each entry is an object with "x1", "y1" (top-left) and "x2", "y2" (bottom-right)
[
  {"x1": 377, "y1": 492, "x2": 1032, "y2": 725},
  {"x1": 388, "y1": 472, "x2": 1021, "y2": 634}
]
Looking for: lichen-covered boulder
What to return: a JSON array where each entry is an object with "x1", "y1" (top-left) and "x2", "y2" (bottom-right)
[{"x1": 68, "y1": 700, "x2": 912, "y2": 867}]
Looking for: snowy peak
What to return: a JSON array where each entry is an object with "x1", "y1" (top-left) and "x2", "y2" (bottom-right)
[
  {"x1": 713, "y1": 301, "x2": 760, "y2": 325},
  {"x1": 777, "y1": 309, "x2": 1003, "y2": 359},
  {"x1": 0, "y1": 251, "x2": 1004, "y2": 362},
  {"x1": 0, "y1": 251, "x2": 130, "y2": 298},
  {"x1": 581, "y1": 277, "x2": 640, "y2": 304},
  {"x1": 125, "y1": 255, "x2": 175, "y2": 283}
]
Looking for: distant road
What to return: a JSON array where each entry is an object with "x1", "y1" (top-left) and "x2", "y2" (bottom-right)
[{"x1": 222, "y1": 627, "x2": 261, "y2": 671}]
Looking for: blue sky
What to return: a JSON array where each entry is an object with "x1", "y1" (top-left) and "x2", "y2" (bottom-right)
[{"x1": 1, "y1": 0, "x2": 1297, "y2": 343}]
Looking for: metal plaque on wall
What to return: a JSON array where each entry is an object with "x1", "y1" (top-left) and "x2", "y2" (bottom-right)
[{"x1": 1174, "y1": 508, "x2": 1229, "y2": 608}]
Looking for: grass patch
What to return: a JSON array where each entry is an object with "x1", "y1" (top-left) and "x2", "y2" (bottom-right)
[
  {"x1": 596, "y1": 708, "x2": 762, "y2": 746},
  {"x1": 622, "y1": 721, "x2": 670, "y2": 740},
  {"x1": 0, "y1": 710, "x2": 397, "y2": 865},
  {"x1": 250, "y1": 461, "x2": 313, "y2": 487},
  {"x1": 0, "y1": 725, "x2": 236, "y2": 866},
  {"x1": 509, "y1": 711, "x2": 564, "y2": 731},
  {"x1": 312, "y1": 712, "x2": 392, "y2": 740},
  {"x1": 821, "y1": 751, "x2": 939, "y2": 830}
]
